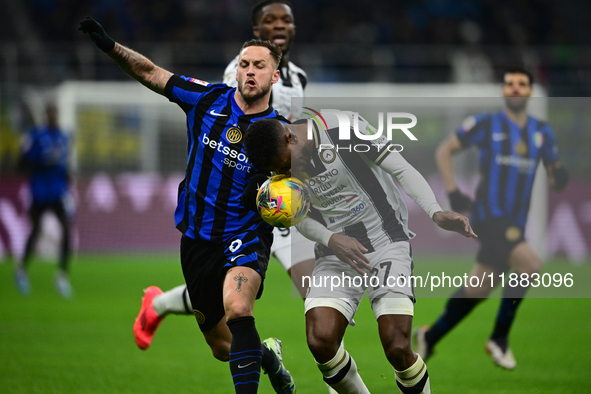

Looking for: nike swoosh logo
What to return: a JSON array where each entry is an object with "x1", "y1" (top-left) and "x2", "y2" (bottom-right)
[
  {"x1": 210, "y1": 110, "x2": 228, "y2": 117},
  {"x1": 492, "y1": 133, "x2": 507, "y2": 141},
  {"x1": 238, "y1": 362, "x2": 256, "y2": 368},
  {"x1": 230, "y1": 254, "x2": 247, "y2": 262}
]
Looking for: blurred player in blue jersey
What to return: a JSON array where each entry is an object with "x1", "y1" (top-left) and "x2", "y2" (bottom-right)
[
  {"x1": 414, "y1": 69, "x2": 569, "y2": 369},
  {"x1": 80, "y1": 17, "x2": 295, "y2": 394},
  {"x1": 16, "y1": 103, "x2": 73, "y2": 298}
]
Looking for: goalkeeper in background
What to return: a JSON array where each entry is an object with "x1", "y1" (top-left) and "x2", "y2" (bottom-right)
[{"x1": 415, "y1": 68, "x2": 569, "y2": 370}]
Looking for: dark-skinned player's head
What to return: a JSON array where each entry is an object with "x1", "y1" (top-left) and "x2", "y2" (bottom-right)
[
  {"x1": 251, "y1": 1, "x2": 295, "y2": 55},
  {"x1": 244, "y1": 118, "x2": 290, "y2": 172}
]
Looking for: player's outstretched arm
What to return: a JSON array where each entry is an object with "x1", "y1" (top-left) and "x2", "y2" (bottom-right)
[
  {"x1": 432, "y1": 211, "x2": 477, "y2": 238},
  {"x1": 78, "y1": 17, "x2": 172, "y2": 96}
]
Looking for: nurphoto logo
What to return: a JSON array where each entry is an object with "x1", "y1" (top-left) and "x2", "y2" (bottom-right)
[{"x1": 304, "y1": 109, "x2": 418, "y2": 154}]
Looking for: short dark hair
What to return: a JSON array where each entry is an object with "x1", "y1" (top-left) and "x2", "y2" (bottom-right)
[
  {"x1": 240, "y1": 39, "x2": 283, "y2": 69},
  {"x1": 244, "y1": 118, "x2": 286, "y2": 170},
  {"x1": 251, "y1": 0, "x2": 293, "y2": 26},
  {"x1": 503, "y1": 68, "x2": 534, "y2": 86}
]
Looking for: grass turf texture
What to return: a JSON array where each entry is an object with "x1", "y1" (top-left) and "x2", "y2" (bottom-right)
[{"x1": 1, "y1": 254, "x2": 590, "y2": 393}]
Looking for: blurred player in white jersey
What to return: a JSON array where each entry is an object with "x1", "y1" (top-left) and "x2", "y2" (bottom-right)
[
  {"x1": 244, "y1": 114, "x2": 477, "y2": 394},
  {"x1": 133, "y1": 0, "x2": 317, "y2": 355}
]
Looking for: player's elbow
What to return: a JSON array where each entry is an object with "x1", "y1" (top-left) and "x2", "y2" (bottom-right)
[{"x1": 435, "y1": 143, "x2": 451, "y2": 166}]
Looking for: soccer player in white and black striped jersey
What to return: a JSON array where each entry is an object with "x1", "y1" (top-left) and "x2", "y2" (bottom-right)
[{"x1": 244, "y1": 114, "x2": 477, "y2": 394}]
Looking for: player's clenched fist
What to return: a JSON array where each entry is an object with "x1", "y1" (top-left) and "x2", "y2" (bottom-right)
[{"x1": 78, "y1": 16, "x2": 115, "y2": 53}]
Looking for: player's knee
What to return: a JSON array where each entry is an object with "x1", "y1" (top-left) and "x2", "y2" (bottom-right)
[
  {"x1": 464, "y1": 284, "x2": 491, "y2": 299},
  {"x1": 224, "y1": 301, "x2": 253, "y2": 321},
  {"x1": 210, "y1": 342, "x2": 230, "y2": 362},
  {"x1": 307, "y1": 327, "x2": 339, "y2": 363},
  {"x1": 519, "y1": 259, "x2": 541, "y2": 276}
]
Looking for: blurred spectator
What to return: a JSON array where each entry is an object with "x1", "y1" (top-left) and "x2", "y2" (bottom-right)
[{"x1": 450, "y1": 21, "x2": 494, "y2": 83}]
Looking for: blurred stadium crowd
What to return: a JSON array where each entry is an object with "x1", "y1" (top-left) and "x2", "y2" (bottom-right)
[{"x1": 1, "y1": 0, "x2": 589, "y2": 94}]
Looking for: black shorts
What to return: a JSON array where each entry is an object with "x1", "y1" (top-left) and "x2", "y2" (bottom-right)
[
  {"x1": 472, "y1": 218, "x2": 526, "y2": 273},
  {"x1": 180, "y1": 230, "x2": 273, "y2": 332},
  {"x1": 30, "y1": 201, "x2": 66, "y2": 219}
]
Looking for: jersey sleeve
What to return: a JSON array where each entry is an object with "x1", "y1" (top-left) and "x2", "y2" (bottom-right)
[
  {"x1": 164, "y1": 74, "x2": 215, "y2": 113},
  {"x1": 456, "y1": 113, "x2": 489, "y2": 148},
  {"x1": 350, "y1": 113, "x2": 397, "y2": 165},
  {"x1": 540, "y1": 123, "x2": 559, "y2": 165},
  {"x1": 222, "y1": 56, "x2": 239, "y2": 88}
]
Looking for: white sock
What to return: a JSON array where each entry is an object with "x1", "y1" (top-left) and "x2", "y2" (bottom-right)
[
  {"x1": 394, "y1": 354, "x2": 430, "y2": 394},
  {"x1": 317, "y1": 344, "x2": 370, "y2": 394},
  {"x1": 152, "y1": 285, "x2": 192, "y2": 316}
]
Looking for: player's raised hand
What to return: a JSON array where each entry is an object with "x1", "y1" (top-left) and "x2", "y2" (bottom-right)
[
  {"x1": 448, "y1": 189, "x2": 472, "y2": 212},
  {"x1": 433, "y1": 211, "x2": 477, "y2": 239},
  {"x1": 78, "y1": 17, "x2": 115, "y2": 52},
  {"x1": 327, "y1": 234, "x2": 372, "y2": 275}
]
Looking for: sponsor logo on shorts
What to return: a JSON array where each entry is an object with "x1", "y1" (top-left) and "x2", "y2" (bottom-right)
[
  {"x1": 505, "y1": 226, "x2": 521, "y2": 242},
  {"x1": 193, "y1": 309, "x2": 206, "y2": 325}
]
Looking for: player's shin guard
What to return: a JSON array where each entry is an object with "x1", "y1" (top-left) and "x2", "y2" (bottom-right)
[
  {"x1": 316, "y1": 344, "x2": 370, "y2": 394},
  {"x1": 227, "y1": 316, "x2": 262, "y2": 394},
  {"x1": 394, "y1": 355, "x2": 430, "y2": 394},
  {"x1": 152, "y1": 285, "x2": 193, "y2": 316}
]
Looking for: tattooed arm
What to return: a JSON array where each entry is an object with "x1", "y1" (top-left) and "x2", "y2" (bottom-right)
[
  {"x1": 108, "y1": 43, "x2": 172, "y2": 96},
  {"x1": 78, "y1": 17, "x2": 172, "y2": 95}
]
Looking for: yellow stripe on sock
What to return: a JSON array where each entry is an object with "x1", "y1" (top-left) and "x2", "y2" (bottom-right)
[{"x1": 395, "y1": 355, "x2": 427, "y2": 387}]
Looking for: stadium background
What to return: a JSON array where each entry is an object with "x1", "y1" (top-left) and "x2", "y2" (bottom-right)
[{"x1": 0, "y1": 0, "x2": 590, "y2": 393}]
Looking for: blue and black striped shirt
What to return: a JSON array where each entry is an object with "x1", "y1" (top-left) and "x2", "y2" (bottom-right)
[
  {"x1": 457, "y1": 110, "x2": 558, "y2": 230},
  {"x1": 165, "y1": 74, "x2": 288, "y2": 242}
]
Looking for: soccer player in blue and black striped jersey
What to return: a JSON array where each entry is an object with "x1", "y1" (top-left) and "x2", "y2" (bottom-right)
[
  {"x1": 79, "y1": 17, "x2": 295, "y2": 394},
  {"x1": 415, "y1": 69, "x2": 569, "y2": 370},
  {"x1": 16, "y1": 103, "x2": 73, "y2": 298}
]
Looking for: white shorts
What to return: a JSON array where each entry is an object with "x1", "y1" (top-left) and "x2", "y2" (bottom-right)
[
  {"x1": 271, "y1": 226, "x2": 316, "y2": 271},
  {"x1": 304, "y1": 241, "x2": 415, "y2": 323}
]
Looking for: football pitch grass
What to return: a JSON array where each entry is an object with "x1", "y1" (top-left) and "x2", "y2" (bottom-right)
[{"x1": 1, "y1": 254, "x2": 590, "y2": 393}]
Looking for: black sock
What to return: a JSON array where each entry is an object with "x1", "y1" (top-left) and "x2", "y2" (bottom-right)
[
  {"x1": 490, "y1": 282, "x2": 529, "y2": 350},
  {"x1": 227, "y1": 316, "x2": 262, "y2": 394},
  {"x1": 425, "y1": 287, "x2": 481, "y2": 347}
]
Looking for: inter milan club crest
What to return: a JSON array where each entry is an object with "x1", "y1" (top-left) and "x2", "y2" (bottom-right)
[
  {"x1": 320, "y1": 147, "x2": 336, "y2": 163},
  {"x1": 505, "y1": 226, "x2": 522, "y2": 242},
  {"x1": 193, "y1": 309, "x2": 206, "y2": 325},
  {"x1": 226, "y1": 127, "x2": 242, "y2": 143},
  {"x1": 514, "y1": 140, "x2": 528, "y2": 157}
]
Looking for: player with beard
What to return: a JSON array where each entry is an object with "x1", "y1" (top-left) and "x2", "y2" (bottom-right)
[
  {"x1": 134, "y1": 0, "x2": 321, "y2": 369},
  {"x1": 79, "y1": 17, "x2": 296, "y2": 394},
  {"x1": 414, "y1": 68, "x2": 569, "y2": 370}
]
